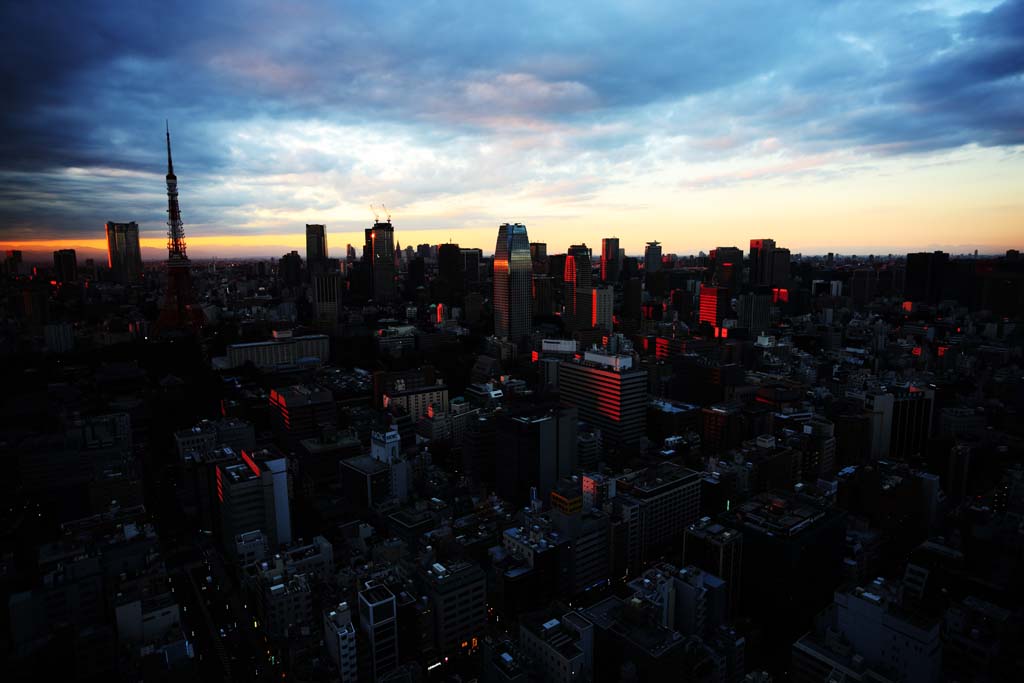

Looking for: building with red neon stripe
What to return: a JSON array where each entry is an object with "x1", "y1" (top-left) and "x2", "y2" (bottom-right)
[{"x1": 558, "y1": 350, "x2": 647, "y2": 451}]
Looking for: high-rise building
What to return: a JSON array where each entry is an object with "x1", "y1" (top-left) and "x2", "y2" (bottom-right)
[
  {"x1": 105, "y1": 221, "x2": 143, "y2": 283},
  {"x1": 461, "y1": 247, "x2": 482, "y2": 286},
  {"x1": 721, "y1": 492, "x2": 846, "y2": 674},
  {"x1": 323, "y1": 602, "x2": 358, "y2": 683},
  {"x1": 419, "y1": 561, "x2": 486, "y2": 657},
  {"x1": 906, "y1": 251, "x2": 949, "y2": 303},
  {"x1": 617, "y1": 463, "x2": 702, "y2": 562},
  {"x1": 592, "y1": 286, "x2": 613, "y2": 332},
  {"x1": 364, "y1": 220, "x2": 397, "y2": 302},
  {"x1": 217, "y1": 448, "x2": 291, "y2": 551},
  {"x1": 748, "y1": 239, "x2": 775, "y2": 288},
  {"x1": 306, "y1": 224, "x2": 328, "y2": 275},
  {"x1": 437, "y1": 243, "x2": 464, "y2": 301},
  {"x1": 493, "y1": 223, "x2": 531, "y2": 341},
  {"x1": 530, "y1": 242, "x2": 548, "y2": 273},
  {"x1": 684, "y1": 517, "x2": 743, "y2": 615},
  {"x1": 52, "y1": 249, "x2": 78, "y2": 283},
  {"x1": 601, "y1": 238, "x2": 621, "y2": 283},
  {"x1": 496, "y1": 404, "x2": 578, "y2": 505},
  {"x1": 313, "y1": 272, "x2": 343, "y2": 327},
  {"x1": 710, "y1": 246, "x2": 741, "y2": 289},
  {"x1": 279, "y1": 250, "x2": 302, "y2": 287},
  {"x1": 736, "y1": 291, "x2": 771, "y2": 333},
  {"x1": 558, "y1": 350, "x2": 647, "y2": 450},
  {"x1": 565, "y1": 244, "x2": 593, "y2": 331},
  {"x1": 699, "y1": 284, "x2": 731, "y2": 328},
  {"x1": 359, "y1": 583, "x2": 399, "y2": 680},
  {"x1": 644, "y1": 241, "x2": 662, "y2": 273},
  {"x1": 269, "y1": 385, "x2": 337, "y2": 441},
  {"x1": 768, "y1": 247, "x2": 790, "y2": 287}
]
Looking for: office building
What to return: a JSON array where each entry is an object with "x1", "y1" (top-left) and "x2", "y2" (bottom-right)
[
  {"x1": 736, "y1": 291, "x2": 771, "y2": 333},
  {"x1": 584, "y1": 596, "x2": 686, "y2": 683},
  {"x1": 462, "y1": 247, "x2": 482, "y2": 284},
  {"x1": 365, "y1": 220, "x2": 397, "y2": 302},
  {"x1": 105, "y1": 221, "x2": 143, "y2": 283},
  {"x1": 558, "y1": 350, "x2": 647, "y2": 450},
  {"x1": 792, "y1": 578, "x2": 941, "y2": 683},
  {"x1": 519, "y1": 610, "x2": 594, "y2": 682},
  {"x1": 564, "y1": 244, "x2": 592, "y2": 330},
  {"x1": 684, "y1": 517, "x2": 743, "y2": 615},
  {"x1": 493, "y1": 223, "x2": 531, "y2": 341},
  {"x1": 532, "y1": 274, "x2": 555, "y2": 317},
  {"x1": 279, "y1": 250, "x2": 302, "y2": 287},
  {"x1": 699, "y1": 284, "x2": 731, "y2": 328},
  {"x1": 617, "y1": 463, "x2": 702, "y2": 562},
  {"x1": 53, "y1": 249, "x2": 78, "y2": 283},
  {"x1": 906, "y1": 251, "x2": 948, "y2": 303},
  {"x1": 313, "y1": 272, "x2": 343, "y2": 326},
  {"x1": 359, "y1": 583, "x2": 399, "y2": 680},
  {"x1": 223, "y1": 330, "x2": 329, "y2": 370},
  {"x1": 437, "y1": 242, "x2": 464, "y2": 301},
  {"x1": 217, "y1": 448, "x2": 292, "y2": 551},
  {"x1": 644, "y1": 241, "x2": 662, "y2": 273},
  {"x1": 324, "y1": 602, "x2": 359, "y2": 682},
  {"x1": 601, "y1": 237, "x2": 621, "y2": 283},
  {"x1": 722, "y1": 492, "x2": 846, "y2": 673},
  {"x1": 749, "y1": 239, "x2": 775, "y2": 287},
  {"x1": 269, "y1": 384, "x2": 337, "y2": 441},
  {"x1": 419, "y1": 561, "x2": 486, "y2": 656},
  {"x1": 712, "y1": 246, "x2": 743, "y2": 289},
  {"x1": 306, "y1": 223, "x2": 328, "y2": 275},
  {"x1": 496, "y1": 404, "x2": 578, "y2": 505},
  {"x1": 592, "y1": 286, "x2": 613, "y2": 332}
]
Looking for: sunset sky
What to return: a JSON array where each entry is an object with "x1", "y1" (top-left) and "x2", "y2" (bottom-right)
[{"x1": 1, "y1": 0, "x2": 1022, "y2": 259}]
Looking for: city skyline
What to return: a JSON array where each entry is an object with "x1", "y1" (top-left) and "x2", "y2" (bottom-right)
[{"x1": 2, "y1": 1, "x2": 1023, "y2": 257}]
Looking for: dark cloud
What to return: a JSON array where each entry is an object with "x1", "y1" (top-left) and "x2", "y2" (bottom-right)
[{"x1": 1, "y1": 0, "x2": 1022, "y2": 238}]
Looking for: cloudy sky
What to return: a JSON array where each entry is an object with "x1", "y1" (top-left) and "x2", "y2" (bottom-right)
[{"x1": 1, "y1": 0, "x2": 1022, "y2": 258}]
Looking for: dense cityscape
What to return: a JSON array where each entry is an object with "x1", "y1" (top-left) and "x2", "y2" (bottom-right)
[
  {"x1": 3, "y1": 0, "x2": 1024, "y2": 680},
  {"x1": 0, "y1": 120, "x2": 1022, "y2": 683}
]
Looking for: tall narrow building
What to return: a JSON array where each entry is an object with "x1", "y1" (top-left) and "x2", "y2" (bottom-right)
[
  {"x1": 306, "y1": 223, "x2": 328, "y2": 276},
  {"x1": 644, "y1": 241, "x2": 662, "y2": 273},
  {"x1": 105, "y1": 221, "x2": 143, "y2": 284},
  {"x1": 52, "y1": 249, "x2": 78, "y2": 283},
  {"x1": 156, "y1": 123, "x2": 204, "y2": 331},
  {"x1": 493, "y1": 222, "x2": 531, "y2": 341},
  {"x1": 565, "y1": 244, "x2": 593, "y2": 331},
  {"x1": 364, "y1": 220, "x2": 397, "y2": 303},
  {"x1": 601, "y1": 237, "x2": 621, "y2": 283}
]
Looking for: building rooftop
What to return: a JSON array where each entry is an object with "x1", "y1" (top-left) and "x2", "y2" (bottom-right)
[
  {"x1": 584, "y1": 596, "x2": 683, "y2": 658},
  {"x1": 729, "y1": 492, "x2": 827, "y2": 537}
]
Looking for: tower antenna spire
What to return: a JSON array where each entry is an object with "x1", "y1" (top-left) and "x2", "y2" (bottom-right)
[{"x1": 166, "y1": 120, "x2": 174, "y2": 176}]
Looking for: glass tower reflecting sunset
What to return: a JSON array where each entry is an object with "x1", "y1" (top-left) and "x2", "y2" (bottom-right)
[{"x1": 493, "y1": 222, "x2": 531, "y2": 341}]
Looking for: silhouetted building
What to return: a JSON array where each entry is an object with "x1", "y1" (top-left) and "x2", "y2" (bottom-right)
[
  {"x1": 644, "y1": 241, "x2": 662, "y2": 273},
  {"x1": 105, "y1": 221, "x2": 142, "y2": 283},
  {"x1": 601, "y1": 237, "x2": 621, "y2": 283},
  {"x1": 906, "y1": 251, "x2": 949, "y2": 303},
  {"x1": 365, "y1": 220, "x2": 397, "y2": 302},
  {"x1": 306, "y1": 223, "x2": 328, "y2": 276},
  {"x1": 53, "y1": 249, "x2": 78, "y2": 283}
]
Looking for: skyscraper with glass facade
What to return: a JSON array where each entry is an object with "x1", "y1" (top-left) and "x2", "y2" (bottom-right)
[{"x1": 493, "y1": 222, "x2": 531, "y2": 341}]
